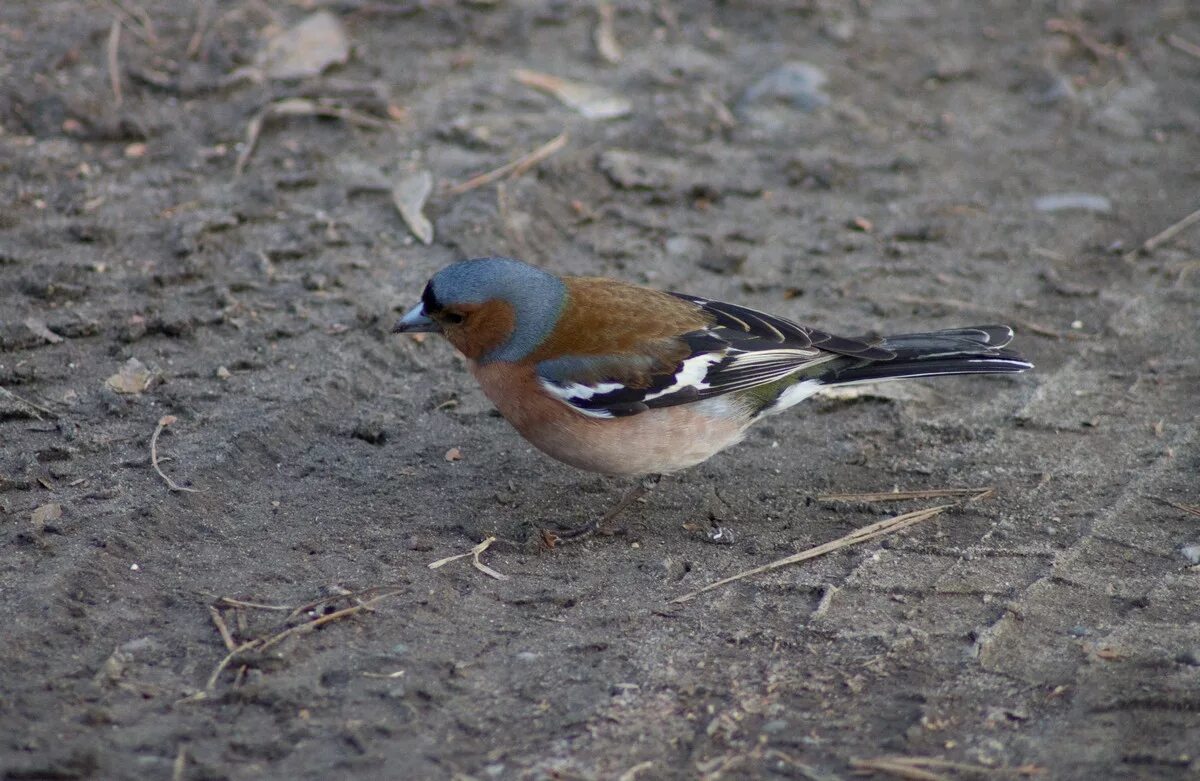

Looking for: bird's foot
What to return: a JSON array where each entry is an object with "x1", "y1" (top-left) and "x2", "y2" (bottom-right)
[{"x1": 533, "y1": 474, "x2": 662, "y2": 550}]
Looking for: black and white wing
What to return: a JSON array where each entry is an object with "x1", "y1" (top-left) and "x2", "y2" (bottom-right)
[{"x1": 536, "y1": 294, "x2": 893, "y2": 418}]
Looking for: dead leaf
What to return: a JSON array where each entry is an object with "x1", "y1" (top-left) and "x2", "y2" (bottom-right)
[
  {"x1": 259, "y1": 11, "x2": 349, "y2": 80},
  {"x1": 514, "y1": 69, "x2": 631, "y2": 119},
  {"x1": 392, "y1": 171, "x2": 434, "y2": 245},
  {"x1": 24, "y1": 318, "x2": 63, "y2": 344},
  {"x1": 32, "y1": 503, "x2": 63, "y2": 529},
  {"x1": 106, "y1": 357, "x2": 154, "y2": 395},
  {"x1": 444, "y1": 447, "x2": 462, "y2": 462}
]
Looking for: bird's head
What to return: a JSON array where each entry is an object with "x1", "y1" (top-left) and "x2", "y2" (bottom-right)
[{"x1": 393, "y1": 257, "x2": 567, "y2": 363}]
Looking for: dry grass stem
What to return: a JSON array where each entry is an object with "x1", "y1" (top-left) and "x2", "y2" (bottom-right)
[
  {"x1": 172, "y1": 746, "x2": 187, "y2": 781},
  {"x1": 186, "y1": 1, "x2": 211, "y2": 59},
  {"x1": 208, "y1": 606, "x2": 236, "y2": 652},
  {"x1": 594, "y1": 1, "x2": 621, "y2": 64},
  {"x1": 205, "y1": 588, "x2": 404, "y2": 689},
  {"x1": 670, "y1": 504, "x2": 953, "y2": 603},
  {"x1": 818, "y1": 487, "x2": 993, "y2": 503},
  {"x1": 1166, "y1": 34, "x2": 1200, "y2": 60},
  {"x1": 107, "y1": 19, "x2": 123, "y2": 106},
  {"x1": 1123, "y1": 206, "x2": 1200, "y2": 261},
  {"x1": 852, "y1": 755, "x2": 1041, "y2": 779},
  {"x1": 236, "y1": 98, "x2": 391, "y2": 175},
  {"x1": 217, "y1": 597, "x2": 292, "y2": 612},
  {"x1": 103, "y1": 0, "x2": 159, "y2": 47},
  {"x1": 429, "y1": 537, "x2": 509, "y2": 581},
  {"x1": 1147, "y1": 495, "x2": 1200, "y2": 519},
  {"x1": 151, "y1": 415, "x2": 199, "y2": 493},
  {"x1": 205, "y1": 641, "x2": 255, "y2": 690},
  {"x1": 0, "y1": 387, "x2": 56, "y2": 419},
  {"x1": 444, "y1": 132, "x2": 568, "y2": 196},
  {"x1": 851, "y1": 758, "x2": 949, "y2": 781}
]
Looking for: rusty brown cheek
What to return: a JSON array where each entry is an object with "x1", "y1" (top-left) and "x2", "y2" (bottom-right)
[{"x1": 444, "y1": 300, "x2": 517, "y2": 360}]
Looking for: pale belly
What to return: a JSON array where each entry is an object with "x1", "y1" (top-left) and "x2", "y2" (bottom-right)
[
  {"x1": 517, "y1": 399, "x2": 750, "y2": 476},
  {"x1": 471, "y1": 362, "x2": 752, "y2": 476}
]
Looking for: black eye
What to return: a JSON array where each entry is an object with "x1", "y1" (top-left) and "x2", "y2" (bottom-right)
[{"x1": 442, "y1": 311, "x2": 465, "y2": 325}]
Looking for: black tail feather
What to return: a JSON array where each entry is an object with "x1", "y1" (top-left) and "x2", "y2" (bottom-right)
[{"x1": 823, "y1": 324, "x2": 1032, "y2": 385}]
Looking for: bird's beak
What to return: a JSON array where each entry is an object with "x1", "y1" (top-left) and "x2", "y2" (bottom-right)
[{"x1": 392, "y1": 303, "x2": 441, "y2": 334}]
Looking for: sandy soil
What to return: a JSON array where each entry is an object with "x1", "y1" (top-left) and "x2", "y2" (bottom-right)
[{"x1": 2, "y1": 1, "x2": 1199, "y2": 779}]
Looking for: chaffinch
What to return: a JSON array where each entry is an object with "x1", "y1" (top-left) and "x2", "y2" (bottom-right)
[{"x1": 395, "y1": 256, "x2": 1031, "y2": 542}]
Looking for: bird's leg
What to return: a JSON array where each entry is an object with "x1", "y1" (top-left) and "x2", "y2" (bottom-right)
[{"x1": 540, "y1": 474, "x2": 663, "y2": 548}]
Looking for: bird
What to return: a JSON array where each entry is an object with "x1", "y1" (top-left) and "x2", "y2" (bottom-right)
[{"x1": 394, "y1": 256, "x2": 1032, "y2": 545}]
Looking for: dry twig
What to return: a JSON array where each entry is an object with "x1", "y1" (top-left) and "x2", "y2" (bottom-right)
[
  {"x1": 151, "y1": 415, "x2": 199, "y2": 493},
  {"x1": 670, "y1": 503, "x2": 958, "y2": 603},
  {"x1": 444, "y1": 132, "x2": 568, "y2": 196},
  {"x1": 1123, "y1": 206, "x2": 1200, "y2": 262}
]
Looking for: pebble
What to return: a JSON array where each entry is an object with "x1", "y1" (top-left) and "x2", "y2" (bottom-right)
[
  {"x1": 739, "y1": 62, "x2": 830, "y2": 113},
  {"x1": 1026, "y1": 69, "x2": 1076, "y2": 106},
  {"x1": 1033, "y1": 193, "x2": 1112, "y2": 214},
  {"x1": 665, "y1": 235, "x2": 707, "y2": 261},
  {"x1": 1175, "y1": 649, "x2": 1200, "y2": 667},
  {"x1": 598, "y1": 149, "x2": 682, "y2": 190},
  {"x1": 1181, "y1": 544, "x2": 1200, "y2": 565}
]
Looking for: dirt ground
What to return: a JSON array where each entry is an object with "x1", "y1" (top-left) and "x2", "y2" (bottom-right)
[{"x1": 2, "y1": 1, "x2": 1199, "y2": 779}]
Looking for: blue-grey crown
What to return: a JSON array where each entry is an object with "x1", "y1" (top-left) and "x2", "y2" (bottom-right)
[{"x1": 428, "y1": 257, "x2": 567, "y2": 363}]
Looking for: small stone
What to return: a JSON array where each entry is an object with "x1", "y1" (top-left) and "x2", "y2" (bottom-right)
[
  {"x1": 598, "y1": 150, "x2": 683, "y2": 190},
  {"x1": 1025, "y1": 69, "x2": 1076, "y2": 106},
  {"x1": 351, "y1": 419, "x2": 387, "y2": 446},
  {"x1": 739, "y1": 62, "x2": 830, "y2": 115},
  {"x1": 1175, "y1": 649, "x2": 1200, "y2": 667},
  {"x1": 215, "y1": 366, "x2": 231, "y2": 380},
  {"x1": 31, "y1": 502, "x2": 63, "y2": 530},
  {"x1": 444, "y1": 447, "x2": 463, "y2": 462},
  {"x1": 1181, "y1": 544, "x2": 1200, "y2": 565},
  {"x1": 665, "y1": 235, "x2": 707, "y2": 261},
  {"x1": 698, "y1": 246, "x2": 746, "y2": 276}
]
